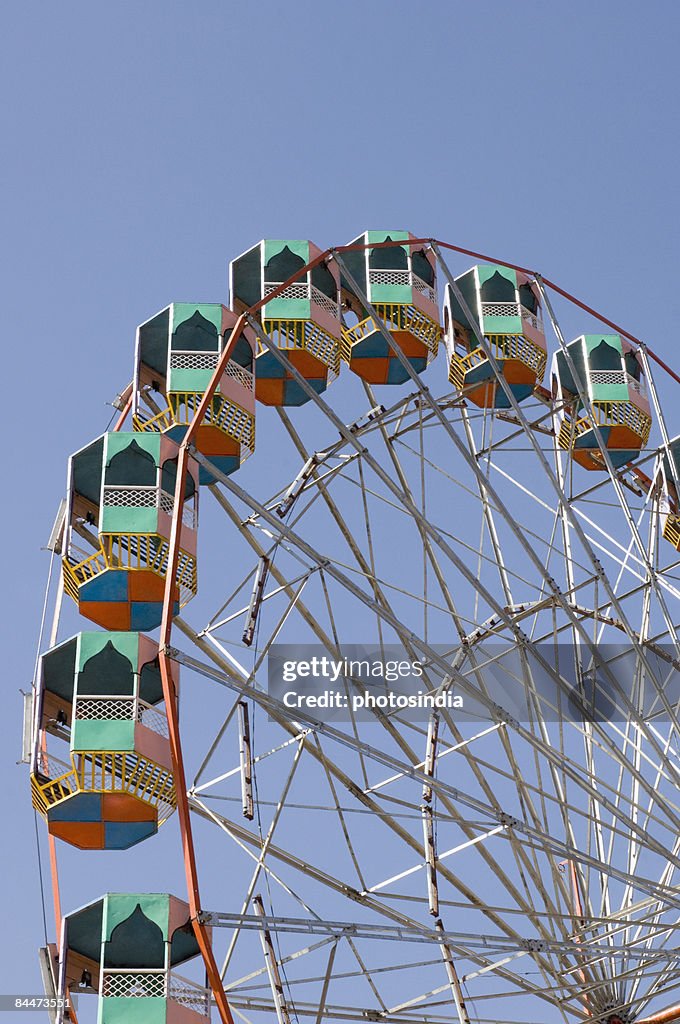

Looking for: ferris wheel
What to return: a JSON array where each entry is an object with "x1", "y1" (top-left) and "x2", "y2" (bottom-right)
[{"x1": 26, "y1": 232, "x2": 680, "y2": 1024}]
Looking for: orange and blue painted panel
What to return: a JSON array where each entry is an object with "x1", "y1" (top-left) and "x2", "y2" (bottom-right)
[{"x1": 47, "y1": 794, "x2": 159, "y2": 850}]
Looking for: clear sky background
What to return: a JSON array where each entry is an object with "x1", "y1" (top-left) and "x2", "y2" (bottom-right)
[{"x1": 1, "y1": 0, "x2": 679, "y2": 1015}]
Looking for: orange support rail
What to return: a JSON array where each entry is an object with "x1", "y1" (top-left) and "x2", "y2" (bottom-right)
[
  {"x1": 112, "y1": 382, "x2": 134, "y2": 432},
  {"x1": 158, "y1": 317, "x2": 248, "y2": 1024}
]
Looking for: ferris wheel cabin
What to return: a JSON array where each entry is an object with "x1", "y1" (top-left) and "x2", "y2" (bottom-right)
[
  {"x1": 230, "y1": 239, "x2": 342, "y2": 406},
  {"x1": 443, "y1": 264, "x2": 547, "y2": 408},
  {"x1": 61, "y1": 432, "x2": 199, "y2": 630},
  {"x1": 30, "y1": 633, "x2": 176, "y2": 850},
  {"x1": 552, "y1": 334, "x2": 652, "y2": 470},
  {"x1": 60, "y1": 893, "x2": 211, "y2": 1022},
  {"x1": 339, "y1": 231, "x2": 441, "y2": 384},
  {"x1": 658, "y1": 438, "x2": 680, "y2": 550},
  {"x1": 132, "y1": 303, "x2": 256, "y2": 484}
]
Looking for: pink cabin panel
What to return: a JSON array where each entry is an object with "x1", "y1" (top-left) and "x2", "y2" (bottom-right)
[
  {"x1": 134, "y1": 722, "x2": 173, "y2": 772},
  {"x1": 218, "y1": 371, "x2": 255, "y2": 413}
]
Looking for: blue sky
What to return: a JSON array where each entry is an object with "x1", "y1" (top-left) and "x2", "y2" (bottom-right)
[{"x1": 2, "y1": 0, "x2": 679, "y2": 1014}]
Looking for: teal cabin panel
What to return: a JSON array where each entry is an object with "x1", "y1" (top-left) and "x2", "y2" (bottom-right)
[
  {"x1": 100, "y1": 507, "x2": 159, "y2": 534},
  {"x1": 172, "y1": 303, "x2": 222, "y2": 334},
  {"x1": 100, "y1": 997, "x2": 167, "y2": 1024},
  {"x1": 264, "y1": 239, "x2": 309, "y2": 266},
  {"x1": 370, "y1": 284, "x2": 413, "y2": 305},
  {"x1": 366, "y1": 230, "x2": 409, "y2": 244},
  {"x1": 71, "y1": 719, "x2": 136, "y2": 752},
  {"x1": 262, "y1": 297, "x2": 312, "y2": 321},
  {"x1": 104, "y1": 433, "x2": 161, "y2": 466},
  {"x1": 167, "y1": 368, "x2": 214, "y2": 393},
  {"x1": 477, "y1": 264, "x2": 517, "y2": 289},
  {"x1": 78, "y1": 633, "x2": 138, "y2": 671},
  {"x1": 482, "y1": 314, "x2": 522, "y2": 334},
  {"x1": 103, "y1": 893, "x2": 170, "y2": 941}
]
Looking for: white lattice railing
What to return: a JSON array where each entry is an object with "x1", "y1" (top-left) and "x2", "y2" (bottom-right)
[
  {"x1": 264, "y1": 280, "x2": 308, "y2": 301},
  {"x1": 521, "y1": 305, "x2": 543, "y2": 331},
  {"x1": 480, "y1": 300, "x2": 519, "y2": 319},
  {"x1": 224, "y1": 359, "x2": 254, "y2": 391},
  {"x1": 101, "y1": 968, "x2": 166, "y2": 999},
  {"x1": 368, "y1": 268, "x2": 436, "y2": 304},
  {"x1": 264, "y1": 281, "x2": 339, "y2": 318},
  {"x1": 589, "y1": 369, "x2": 626, "y2": 387},
  {"x1": 311, "y1": 283, "x2": 339, "y2": 317},
  {"x1": 369, "y1": 268, "x2": 410, "y2": 288},
  {"x1": 158, "y1": 489, "x2": 174, "y2": 516},
  {"x1": 480, "y1": 301, "x2": 543, "y2": 331},
  {"x1": 158, "y1": 489, "x2": 196, "y2": 529},
  {"x1": 589, "y1": 369, "x2": 647, "y2": 396},
  {"x1": 169, "y1": 350, "x2": 219, "y2": 370},
  {"x1": 74, "y1": 695, "x2": 136, "y2": 722},
  {"x1": 168, "y1": 972, "x2": 211, "y2": 1016},
  {"x1": 169, "y1": 351, "x2": 256, "y2": 395},
  {"x1": 100, "y1": 969, "x2": 210, "y2": 1014},
  {"x1": 35, "y1": 749, "x2": 73, "y2": 779},
  {"x1": 72, "y1": 694, "x2": 169, "y2": 738},
  {"x1": 411, "y1": 274, "x2": 437, "y2": 304},
  {"x1": 102, "y1": 485, "x2": 195, "y2": 529},
  {"x1": 103, "y1": 485, "x2": 158, "y2": 509},
  {"x1": 627, "y1": 373, "x2": 647, "y2": 396},
  {"x1": 137, "y1": 698, "x2": 170, "y2": 738}
]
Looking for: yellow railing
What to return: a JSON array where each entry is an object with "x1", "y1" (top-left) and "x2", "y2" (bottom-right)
[
  {"x1": 592, "y1": 400, "x2": 652, "y2": 443},
  {"x1": 169, "y1": 392, "x2": 255, "y2": 451},
  {"x1": 448, "y1": 333, "x2": 547, "y2": 392},
  {"x1": 261, "y1": 319, "x2": 341, "y2": 374},
  {"x1": 31, "y1": 766, "x2": 80, "y2": 816},
  {"x1": 32, "y1": 750, "x2": 176, "y2": 824},
  {"x1": 448, "y1": 347, "x2": 489, "y2": 391},
  {"x1": 63, "y1": 535, "x2": 198, "y2": 605},
  {"x1": 559, "y1": 400, "x2": 652, "y2": 453},
  {"x1": 485, "y1": 333, "x2": 547, "y2": 377},
  {"x1": 133, "y1": 395, "x2": 256, "y2": 460},
  {"x1": 133, "y1": 406, "x2": 175, "y2": 433},
  {"x1": 663, "y1": 513, "x2": 680, "y2": 551},
  {"x1": 341, "y1": 304, "x2": 441, "y2": 365},
  {"x1": 62, "y1": 548, "x2": 107, "y2": 601}
]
